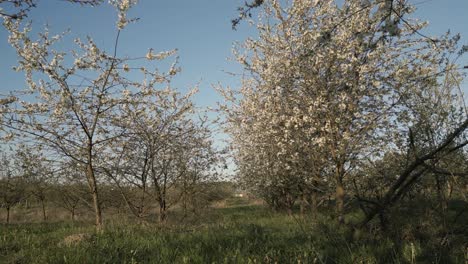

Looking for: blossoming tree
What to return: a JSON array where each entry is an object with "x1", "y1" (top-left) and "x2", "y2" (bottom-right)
[
  {"x1": 0, "y1": 0, "x2": 102, "y2": 20},
  {"x1": 0, "y1": 0, "x2": 187, "y2": 229},
  {"x1": 223, "y1": 0, "x2": 467, "y2": 223}
]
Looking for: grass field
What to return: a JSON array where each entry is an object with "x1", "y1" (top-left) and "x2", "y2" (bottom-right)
[{"x1": 1, "y1": 198, "x2": 467, "y2": 264}]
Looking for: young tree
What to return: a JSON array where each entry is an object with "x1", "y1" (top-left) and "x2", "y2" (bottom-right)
[
  {"x1": 0, "y1": 151, "x2": 27, "y2": 223},
  {"x1": 50, "y1": 161, "x2": 93, "y2": 221},
  {"x1": 15, "y1": 146, "x2": 53, "y2": 221},
  {"x1": 50, "y1": 181, "x2": 83, "y2": 222},
  {"x1": 104, "y1": 90, "x2": 221, "y2": 222},
  {"x1": 0, "y1": 0, "x2": 181, "y2": 229},
  {"x1": 178, "y1": 127, "x2": 223, "y2": 217}
]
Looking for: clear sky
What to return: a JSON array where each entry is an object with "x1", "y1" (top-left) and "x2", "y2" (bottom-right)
[
  {"x1": 0, "y1": 0, "x2": 467, "y2": 126},
  {"x1": 0, "y1": 0, "x2": 259, "y2": 106}
]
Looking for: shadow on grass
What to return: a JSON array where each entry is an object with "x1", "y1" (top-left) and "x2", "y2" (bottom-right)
[{"x1": 1, "y1": 200, "x2": 467, "y2": 263}]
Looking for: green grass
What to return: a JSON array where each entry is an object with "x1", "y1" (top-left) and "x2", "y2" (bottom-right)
[{"x1": 1, "y1": 200, "x2": 466, "y2": 263}]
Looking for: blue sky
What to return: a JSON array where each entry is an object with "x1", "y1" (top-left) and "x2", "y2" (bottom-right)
[
  {"x1": 0, "y1": 0, "x2": 466, "y2": 177},
  {"x1": 0, "y1": 1, "x2": 258, "y2": 106},
  {"x1": 0, "y1": 0, "x2": 467, "y2": 126}
]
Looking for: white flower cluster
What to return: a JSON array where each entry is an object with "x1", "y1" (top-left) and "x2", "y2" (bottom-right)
[
  {"x1": 145, "y1": 49, "x2": 178, "y2": 61},
  {"x1": 220, "y1": 0, "x2": 464, "y2": 208},
  {"x1": 109, "y1": 0, "x2": 138, "y2": 29}
]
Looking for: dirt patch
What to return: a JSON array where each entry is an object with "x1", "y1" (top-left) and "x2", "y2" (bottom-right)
[{"x1": 59, "y1": 233, "x2": 93, "y2": 247}]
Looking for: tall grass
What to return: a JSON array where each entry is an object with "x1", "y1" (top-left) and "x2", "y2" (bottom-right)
[{"x1": 1, "y1": 198, "x2": 466, "y2": 263}]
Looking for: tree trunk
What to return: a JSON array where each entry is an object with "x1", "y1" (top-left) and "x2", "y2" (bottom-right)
[
  {"x1": 6, "y1": 206, "x2": 10, "y2": 224},
  {"x1": 335, "y1": 163, "x2": 345, "y2": 224},
  {"x1": 378, "y1": 211, "x2": 388, "y2": 231},
  {"x1": 446, "y1": 180, "x2": 453, "y2": 200},
  {"x1": 436, "y1": 176, "x2": 448, "y2": 213},
  {"x1": 300, "y1": 194, "x2": 306, "y2": 216},
  {"x1": 311, "y1": 191, "x2": 318, "y2": 217},
  {"x1": 182, "y1": 192, "x2": 188, "y2": 218},
  {"x1": 336, "y1": 182, "x2": 345, "y2": 223},
  {"x1": 286, "y1": 193, "x2": 294, "y2": 217},
  {"x1": 86, "y1": 151, "x2": 103, "y2": 230},
  {"x1": 159, "y1": 203, "x2": 166, "y2": 223},
  {"x1": 71, "y1": 208, "x2": 75, "y2": 221},
  {"x1": 90, "y1": 181, "x2": 103, "y2": 229},
  {"x1": 41, "y1": 199, "x2": 47, "y2": 221}
]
